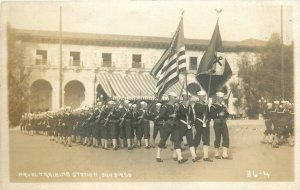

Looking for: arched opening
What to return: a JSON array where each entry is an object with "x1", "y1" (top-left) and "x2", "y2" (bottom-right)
[
  {"x1": 96, "y1": 84, "x2": 109, "y2": 102},
  {"x1": 30, "y1": 79, "x2": 52, "y2": 113},
  {"x1": 64, "y1": 80, "x2": 85, "y2": 109}
]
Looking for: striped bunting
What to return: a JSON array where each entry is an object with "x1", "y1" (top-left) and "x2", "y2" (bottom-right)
[{"x1": 150, "y1": 16, "x2": 186, "y2": 99}]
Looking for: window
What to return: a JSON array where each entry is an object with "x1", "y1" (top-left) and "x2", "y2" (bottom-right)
[
  {"x1": 35, "y1": 50, "x2": 47, "y2": 65},
  {"x1": 189, "y1": 57, "x2": 198, "y2": 70},
  {"x1": 132, "y1": 54, "x2": 142, "y2": 68},
  {"x1": 70, "y1": 51, "x2": 80, "y2": 66},
  {"x1": 102, "y1": 53, "x2": 112, "y2": 67}
]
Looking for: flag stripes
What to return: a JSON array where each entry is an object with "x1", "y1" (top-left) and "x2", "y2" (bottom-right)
[{"x1": 150, "y1": 17, "x2": 187, "y2": 99}]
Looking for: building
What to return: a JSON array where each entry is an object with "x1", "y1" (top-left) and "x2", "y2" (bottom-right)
[{"x1": 15, "y1": 29, "x2": 265, "y2": 113}]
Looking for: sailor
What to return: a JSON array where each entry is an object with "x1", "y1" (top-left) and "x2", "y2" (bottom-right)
[
  {"x1": 270, "y1": 100, "x2": 280, "y2": 148},
  {"x1": 210, "y1": 92, "x2": 231, "y2": 160},
  {"x1": 193, "y1": 91, "x2": 213, "y2": 162},
  {"x1": 137, "y1": 101, "x2": 152, "y2": 149},
  {"x1": 100, "y1": 103, "x2": 110, "y2": 149},
  {"x1": 151, "y1": 103, "x2": 163, "y2": 148},
  {"x1": 106, "y1": 100, "x2": 120, "y2": 150},
  {"x1": 177, "y1": 92, "x2": 200, "y2": 162},
  {"x1": 132, "y1": 104, "x2": 139, "y2": 148},
  {"x1": 261, "y1": 102, "x2": 273, "y2": 144},
  {"x1": 156, "y1": 92, "x2": 188, "y2": 164},
  {"x1": 119, "y1": 100, "x2": 134, "y2": 150}
]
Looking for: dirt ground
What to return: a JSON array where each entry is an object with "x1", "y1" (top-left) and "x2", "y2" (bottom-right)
[{"x1": 9, "y1": 120, "x2": 294, "y2": 182}]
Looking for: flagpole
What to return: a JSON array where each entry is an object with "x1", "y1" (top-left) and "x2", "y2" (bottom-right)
[
  {"x1": 59, "y1": 6, "x2": 63, "y2": 108},
  {"x1": 280, "y1": 5, "x2": 284, "y2": 99},
  {"x1": 202, "y1": 10, "x2": 222, "y2": 127}
]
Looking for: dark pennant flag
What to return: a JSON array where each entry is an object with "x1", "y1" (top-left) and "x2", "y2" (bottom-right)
[{"x1": 195, "y1": 20, "x2": 232, "y2": 96}]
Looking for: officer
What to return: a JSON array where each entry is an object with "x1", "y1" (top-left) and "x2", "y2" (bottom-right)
[
  {"x1": 210, "y1": 92, "x2": 231, "y2": 160},
  {"x1": 193, "y1": 91, "x2": 213, "y2": 162},
  {"x1": 151, "y1": 103, "x2": 163, "y2": 147},
  {"x1": 177, "y1": 92, "x2": 200, "y2": 162},
  {"x1": 261, "y1": 103, "x2": 273, "y2": 144},
  {"x1": 156, "y1": 92, "x2": 188, "y2": 164}
]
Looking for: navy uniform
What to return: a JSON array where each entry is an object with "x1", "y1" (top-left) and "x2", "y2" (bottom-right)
[
  {"x1": 119, "y1": 100, "x2": 134, "y2": 150},
  {"x1": 131, "y1": 104, "x2": 139, "y2": 148},
  {"x1": 136, "y1": 101, "x2": 152, "y2": 149},
  {"x1": 177, "y1": 92, "x2": 200, "y2": 162},
  {"x1": 277, "y1": 101, "x2": 291, "y2": 145},
  {"x1": 151, "y1": 103, "x2": 163, "y2": 147},
  {"x1": 106, "y1": 101, "x2": 120, "y2": 150},
  {"x1": 270, "y1": 101, "x2": 280, "y2": 148},
  {"x1": 91, "y1": 108, "x2": 101, "y2": 148},
  {"x1": 261, "y1": 103, "x2": 273, "y2": 144},
  {"x1": 100, "y1": 104, "x2": 110, "y2": 149},
  {"x1": 64, "y1": 108, "x2": 74, "y2": 147},
  {"x1": 210, "y1": 92, "x2": 231, "y2": 160},
  {"x1": 193, "y1": 91, "x2": 213, "y2": 162},
  {"x1": 156, "y1": 92, "x2": 188, "y2": 164}
]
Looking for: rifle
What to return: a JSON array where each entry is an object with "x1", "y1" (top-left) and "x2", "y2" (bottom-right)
[
  {"x1": 119, "y1": 108, "x2": 130, "y2": 127},
  {"x1": 103, "y1": 101, "x2": 122, "y2": 127}
]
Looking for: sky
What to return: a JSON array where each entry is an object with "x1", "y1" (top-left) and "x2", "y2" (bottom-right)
[{"x1": 2, "y1": 0, "x2": 296, "y2": 44}]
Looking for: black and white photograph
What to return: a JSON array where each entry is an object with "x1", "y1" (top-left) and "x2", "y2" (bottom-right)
[{"x1": 0, "y1": 0, "x2": 299, "y2": 189}]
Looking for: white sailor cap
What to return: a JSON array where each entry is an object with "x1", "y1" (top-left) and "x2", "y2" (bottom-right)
[
  {"x1": 267, "y1": 103, "x2": 272, "y2": 109},
  {"x1": 168, "y1": 92, "x2": 177, "y2": 97},
  {"x1": 274, "y1": 100, "x2": 280, "y2": 104},
  {"x1": 132, "y1": 104, "x2": 137, "y2": 108},
  {"x1": 96, "y1": 102, "x2": 102, "y2": 106},
  {"x1": 128, "y1": 103, "x2": 132, "y2": 107},
  {"x1": 197, "y1": 91, "x2": 206, "y2": 96},
  {"x1": 141, "y1": 101, "x2": 147, "y2": 106},
  {"x1": 124, "y1": 100, "x2": 130, "y2": 104},
  {"x1": 216, "y1": 92, "x2": 224, "y2": 98},
  {"x1": 108, "y1": 100, "x2": 115, "y2": 105},
  {"x1": 156, "y1": 103, "x2": 162, "y2": 106}
]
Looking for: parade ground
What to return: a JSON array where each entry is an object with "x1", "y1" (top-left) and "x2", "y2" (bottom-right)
[{"x1": 9, "y1": 120, "x2": 294, "y2": 182}]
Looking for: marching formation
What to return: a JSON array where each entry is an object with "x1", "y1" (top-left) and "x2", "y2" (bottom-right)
[
  {"x1": 261, "y1": 100, "x2": 294, "y2": 148},
  {"x1": 20, "y1": 91, "x2": 232, "y2": 164}
]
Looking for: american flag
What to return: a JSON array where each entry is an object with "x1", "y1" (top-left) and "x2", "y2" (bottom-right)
[{"x1": 150, "y1": 16, "x2": 186, "y2": 99}]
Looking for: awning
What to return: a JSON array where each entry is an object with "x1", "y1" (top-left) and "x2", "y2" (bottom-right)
[{"x1": 96, "y1": 72, "x2": 182, "y2": 100}]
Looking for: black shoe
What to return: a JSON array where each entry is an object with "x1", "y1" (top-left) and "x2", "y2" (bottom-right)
[
  {"x1": 178, "y1": 158, "x2": 188, "y2": 164},
  {"x1": 156, "y1": 158, "x2": 163, "y2": 162},
  {"x1": 222, "y1": 156, "x2": 232, "y2": 160},
  {"x1": 203, "y1": 158, "x2": 213, "y2": 162},
  {"x1": 113, "y1": 147, "x2": 118, "y2": 151},
  {"x1": 173, "y1": 157, "x2": 178, "y2": 161},
  {"x1": 128, "y1": 147, "x2": 133, "y2": 150},
  {"x1": 68, "y1": 144, "x2": 72, "y2": 147},
  {"x1": 260, "y1": 141, "x2": 267, "y2": 144},
  {"x1": 146, "y1": 146, "x2": 151, "y2": 149},
  {"x1": 215, "y1": 156, "x2": 221, "y2": 159},
  {"x1": 192, "y1": 158, "x2": 200, "y2": 162},
  {"x1": 272, "y1": 145, "x2": 279, "y2": 148}
]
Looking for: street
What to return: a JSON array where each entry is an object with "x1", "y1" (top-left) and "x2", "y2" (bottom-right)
[{"x1": 9, "y1": 120, "x2": 294, "y2": 182}]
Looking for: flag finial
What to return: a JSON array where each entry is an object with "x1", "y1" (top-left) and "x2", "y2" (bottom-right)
[{"x1": 215, "y1": 9, "x2": 222, "y2": 18}]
